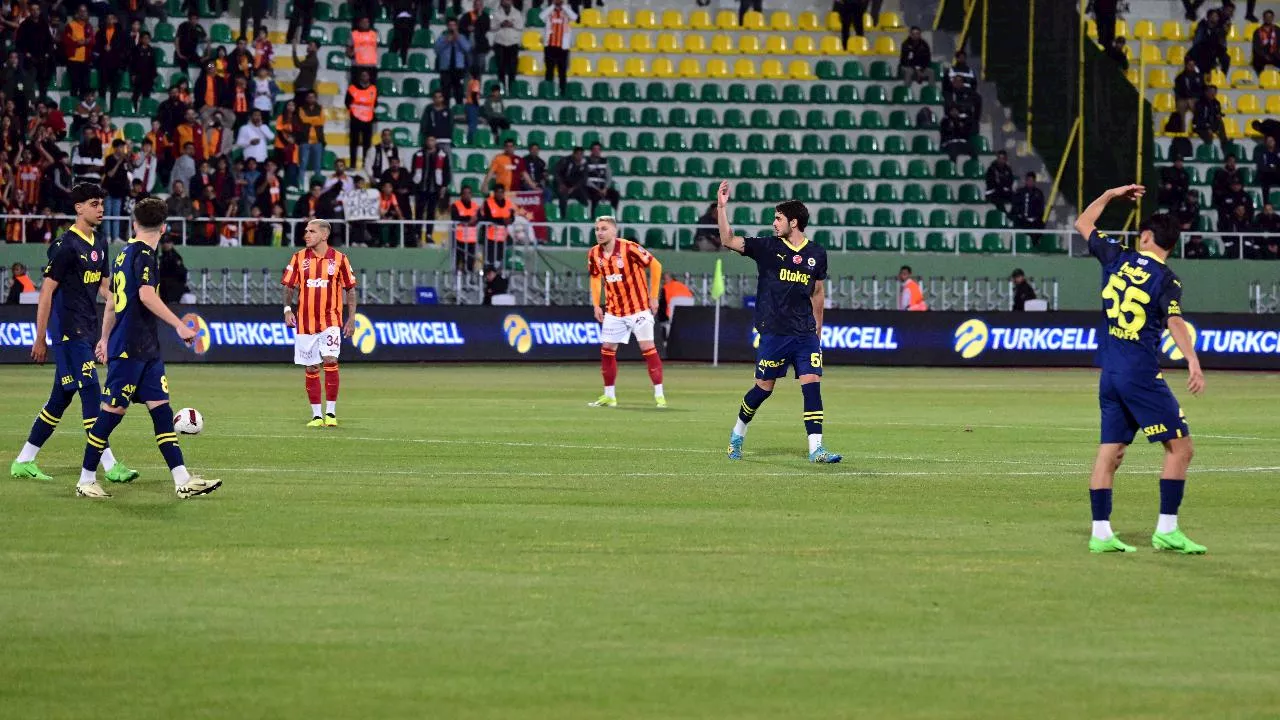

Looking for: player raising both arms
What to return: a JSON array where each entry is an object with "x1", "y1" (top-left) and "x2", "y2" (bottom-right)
[
  {"x1": 713, "y1": 181, "x2": 841, "y2": 463},
  {"x1": 10, "y1": 183, "x2": 138, "y2": 483},
  {"x1": 283, "y1": 220, "x2": 357, "y2": 427},
  {"x1": 1074, "y1": 185, "x2": 1206, "y2": 554},
  {"x1": 586, "y1": 215, "x2": 667, "y2": 408},
  {"x1": 76, "y1": 198, "x2": 220, "y2": 499}
]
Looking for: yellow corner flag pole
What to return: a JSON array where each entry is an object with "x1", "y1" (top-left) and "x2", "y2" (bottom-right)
[{"x1": 711, "y1": 259, "x2": 725, "y2": 367}]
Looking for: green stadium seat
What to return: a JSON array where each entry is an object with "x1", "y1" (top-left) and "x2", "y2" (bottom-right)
[
  {"x1": 813, "y1": 230, "x2": 841, "y2": 250},
  {"x1": 701, "y1": 84, "x2": 724, "y2": 102},
  {"x1": 789, "y1": 159, "x2": 815, "y2": 179},
  {"x1": 792, "y1": 184, "x2": 814, "y2": 203},
  {"x1": 779, "y1": 110, "x2": 802, "y2": 129},
  {"x1": 903, "y1": 184, "x2": 927, "y2": 203},
  {"x1": 1194, "y1": 143, "x2": 1221, "y2": 162},
  {"x1": 526, "y1": 130, "x2": 548, "y2": 147},
  {"x1": 566, "y1": 83, "x2": 587, "y2": 101},
  {"x1": 644, "y1": 229, "x2": 670, "y2": 249},
  {"x1": 860, "y1": 110, "x2": 885, "y2": 129},
  {"x1": 210, "y1": 23, "x2": 233, "y2": 43},
  {"x1": 834, "y1": 110, "x2": 856, "y2": 130},
  {"x1": 800, "y1": 134, "x2": 822, "y2": 153},
  {"x1": 652, "y1": 157, "x2": 675, "y2": 175},
  {"x1": 985, "y1": 210, "x2": 1011, "y2": 228},
  {"x1": 629, "y1": 156, "x2": 652, "y2": 176},
  {"x1": 971, "y1": 135, "x2": 992, "y2": 153},
  {"x1": 959, "y1": 232, "x2": 981, "y2": 253},
  {"x1": 646, "y1": 83, "x2": 669, "y2": 102},
  {"x1": 750, "y1": 109, "x2": 773, "y2": 128},
  {"x1": 327, "y1": 50, "x2": 350, "y2": 70},
  {"x1": 931, "y1": 184, "x2": 955, "y2": 203},
  {"x1": 511, "y1": 80, "x2": 532, "y2": 99},
  {"x1": 380, "y1": 54, "x2": 404, "y2": 71},
  {"x1": 746, "y1": 133, "x2": 769, "y2": 153},
  {"x1": 636, "y1": 132, "x2": 658, "y2": 151},
  {"x1": 531, "y1": 105, "x2": 552, "y2": 124},
  {"x1": 314, "y1": 2, "x2": 333, "y2": 20},
  {"x1": 869, "y1": 61, "x2": 894, "y2": 80},
  {"x1": 377, "y1": 78, "x2": 400, "y2": 97},
  {"x1": 559, "y1": 106, "x2": 582, "y2": 125},
  {"x1": 936, "y1": 160, "x2": 958, "y2": 179},
  {"x1": 892, "y1": 86, "x2": 914, "y2": 104},
  {"x1": 408, "y1": 54, "x2": 431, "y2": 74},
  {"x1": 1015, "y1": 234, "x2": 1038, "y2": 254},
  {"x1": 983, "y1": 233, "x2": 1009, "y2": 253},
  {"x1": 851, "y1": 160, "x2": 875, "y2": 179},
  {"x1": 837, "y1": 86, "x2": 860, "y2": 104},
  {"x1": 553, "y1": 130, "x2": 575, "y2": 150},
  {"x1": 651, "y1": 206, "x2": 673, "y2": 225},
  {"x1": 724, "y1": 109, "x2": 747, "y2": 128},
  {"x1": 720, "y1": 134, "x2": 743, "y2": 152},
  {"x1": 957, "y1": 210, "x2": 981, "y2": 228},
  {"x1": 864, "y1": 85, "x2": 888, "y2": 104},
  {"x1": 907, "y1": 160, "x2": 932, "y2": 178},
  {"x1": 526, "y1": 7, "x2": 544, "y2": 27},
  {"x1": 823, "y1": 159, "x2": 848, "y2": 179},
  {"x1": 154, "y1": 22, "x2": 176, "y2": 42},
  {"x1": 816, "y1": 60, "x2": 839, "y2": 79},
  {"x1": 758, "y1": 207, "x2": 776, "y2": 225},
  {"x1": 403, "y1": 78, "x2": 426, "y2": 97},
  {"x1": 920, "y1": 86, "x2": 942, "y2": 104},
  {"x1": 741, "y1": 158, "x2": 764, "y2": 178},
  {"x1": 929, "y1": 210, "x2": 952, "y2": 228},
  {"x1": 912, "y1": 136, "x2": 937, "y2": 154},
  {"x1": 685, "y1": 157, "x2": 709, "y2": 176},
  {"x1": 817, "y1": 208, "x2": 840, "y2": 226},
  {"x1": 641, "y1": 107, "x2": 664, "y2": 126},
  {"x1": 733, "y1": 207, "x2": 755, "y2": 225},
  {"x1": 926, "y1": 232, "x2": 951, "y2": 251},
  {"x1": 763, "y1": 183, "x2": 786, "y2": 202},
  {"x1": 775, "y1": 135, "x2": 798, "y2": 153},
  {"x1": 695, "y1": 108, "x2": 719, "y2": 127},
  {"x1": 664, "y1": 132, "x2": 688, "y2": 151},
  {"x1": 829, "y1": 136, "x2": 852, "y2": 154},
  {"x1": 613, "y1": 107, "x2": 637, "y2": 126},
  {"x1": 412, "y1": 27, "x2": 434, "y2": 48},
  {"x1": 958, "y1": 185, "x2": 983, "y2": 203},
  {"x1": 848, "y1": 185, "x2": 871, "y2": 203},
  {"x1": 755, "y1": 85, "x2": 778, "y2": 103},
  {"x1": 621, "y1": 206, "x2": 644, "y2": 224},
  {"x1": 619, "y1": 82, "x2": 640, "y2": 102},
  {"x1": 586, "y1": 107, "x2": 607, "y2": 126},
  {"x1": 845, "y1": 231, "x2": 869, "y2": 250},
  {"x1": 871, "y1": 232, "x2": 899, "y2": 251},
  {"x1": 903, "y1": 232, "x2": 926, "y2": 251},
  {"x1": 669, "y1": 108, "x2": 692, "y2": 127},
  {"x1": 673, "y1": 83, "x2": 695, "y2": 103},
  {"x1": 819, "y1": 184, "x2": 842, "y2": 202},
  {"x1": 884, "y1": 136, "x2": 907, "y2": 154},
  {"x1": 963, "y1": 159, "x2": 984, "y2": 179},
  {"x1": 844, "y1": 208, "x2": 867, "y2": 226},
  {"x1": 856, "y1": 136, "x2": 879, "y2": 154},
  {"x1": 591, "y1": 82, "x2": 614, "y2": 101},
  {"x1": 782, "y1": 85, "x2": 805, "y2": 104},
  {"x1": 396, "y1": 103, "x2": 418, "y2": 122},
  {"x1": 693, "y1": 133, "x2": 715, "y2": 152},
  {"x1": 875, "y1": 184, "x2": 899, "y2": 202},
  {"x1": 888, "y1": 111, "x2": 912, "y2": 130},
  {"x1": 727, "y1": 84, "x2": 749, "y2": 103},
  {"x1": 842, "y1": 60, "x2": 865, "y2": 79},
  {"x1": 767, "y1": 159, "x2": 790, "y2": 176},
  {"x1": 625, "y1": 180, "x2": 649, "y2": 200},
  {"x1": 654, "y1": 181, "x2": 677, "y2": 201}
]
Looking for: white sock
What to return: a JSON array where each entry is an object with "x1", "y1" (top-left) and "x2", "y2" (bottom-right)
[
  {"x1": 1156, "y1": 514, "x2": 1178, "y2": 534},
  {"x1": 100, "y1": 447, "x2": 117, "y2": 470},
  {"x1": 1092, "y1": 520, "x2": 1114, "y2": 540},
  {"x1": 78, "y1": 467, "x2": 97, "y2": 486},
  {"x1": 310, "y1": 403, "x2": 321, "y2": 417},
  {"x1": 603, "y1": 386, "x2": 616, "y2": 400},
  {"x1": 808, "y1": 433, "x2": 822, "y2": 454},
  {"x1": 172, "y1": 464, "x2": 190, "y2": 487},
  {"x1": 325, "y1": 400, "x2": 336, "y2": 415},
  {"x1": 16, "y1": 442, "x2": 39, "y2": 463},
  {"x1": 653, "y1": 383, "x2": 664, "y2": 397},
  {"x1": 733, "y1": 419, "x2": 748, "y2": 437}
]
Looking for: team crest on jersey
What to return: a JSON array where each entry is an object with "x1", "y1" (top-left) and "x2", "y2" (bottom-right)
[
  {"x1": 615, "y1": 257, "x2": 624, "y2": 269},
  {"x1": 807, "y1": 257, "x2": 816, "y2": 267},
  {"x1": 792, "y1": 255, "x2": 802, "y2": 264}
]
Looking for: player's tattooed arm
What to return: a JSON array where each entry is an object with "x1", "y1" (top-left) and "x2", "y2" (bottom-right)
[
  {"x1": 343, "y1": 287, "x2": 358, "y2": 338},
  {"x1": 1074, "y1": 184, "x2": 1145, "y2": 239},
  {"x1": 714, "y1": 180, "x2": 746, "y2": 253},
  {"x1": 1166, "y1": 315, "x2": 1204, "y2": 395}
]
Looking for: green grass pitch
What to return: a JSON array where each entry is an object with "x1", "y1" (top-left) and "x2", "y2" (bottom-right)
[{"x1": 2, "y1": 363, "x2": 1279, "y2": 719}]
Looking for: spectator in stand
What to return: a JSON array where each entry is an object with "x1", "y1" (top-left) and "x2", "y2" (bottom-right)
[
  {"x1": 171, "y1": 142, "x2": 196, "y2": 193},
  {"x1": 236, "y1": 109, "x2": 273, "y2": 164},
  {"x1": 230, "y1": 75, "x2": 254, "y2": 130},
  {"x1": 43, "y1": 151, "x2": 72, "y2": 213},
  {"x1": 157, "y1": 236, "x2": 188, "y2": 302},
  {"x1": 941, "y1": 51, "x2": 975, "y2": 103},
  {"x1": 380, "y1": 154, "x2": 414, "y2": 229},
  {"x1": 1253, "y1": 10, "x2": 1279, "y2": 74},
  {"x1": 1164, "y1": 111, "x2": 1194, "y2": 160},
  {"x1": 345, "y1": 70, "x2": 377, "y2": 170},
  {"x1": 1256, "y1": 204, "x2": 1280, "y2": 258},
  {"x1": 1183, "y1": 234, "x2": 1211, "y2": 258},
  {"x1": 157, "y1": 85, "x2": 186, "y2": 136},
  {"x1": 204, "y1": 111, "x2": 234, "y2": 159},
  {"x1": 228, "y1": 36, "x2": 254, "y2": 82},
  {"x1": 369, "y1": 129, "x2": 401, "y2": 179},
  {"x1": 1010, "y1": 172, "x2": 1046, "y2": 230},
  {"x1": 482, "y1": 138, "x2": 519, "y2": 191},
  {"x1": 291, "y1": 180, "x2": 327, "y2": 242},
  {"x1": 939, "y1": 106, "x2": 975, "y2": 163},
  {"x1": 1219, "y1": 174, "x2": 1253, "y2": 225},
  {"x1": 175, "y1": 11, "x2": 204, "y2": 76},
  {"x1": 194, "y1": 60, "x2": 228, "y2": 121},
  {"x1": 1257, "y1": 134, "x2": 1280, "y2": 203},
  {"x1": 541, "y1": 0, "x2": 576, "y2": 97},
  {"x1": 95, "y1": 12, "x2": 126, "y2": 109},
  {"x1": 239, "y1": 0, "x2": 265, "y2": 43},
  {"x1": 6, "y1": 262, "x2": 34, "y2": 302},
  {"x1": 1092, "y1": 0, "x2": 1120, "y2": 49},
  {"x1": 253, "y1": 26, "x2": 274, "y2": 71},
  {"x1": 481, "y1": 84, "x2": 511, "y2": 137},
  {"x1": 101, "y1": 139, "x2": 130, "y2": 241},
  {"x1": 287, "y1": 0, "x2": 315, "y2": 45},
  {"x1": 459, "y1": 0, "x2": 491, "y2": 81},
  {"x1": 1252, "y1": 118, "x2": 1280, "y2": 144},
  {"x1": 390, "y1": 0, "x2": 416, "y2": 65},
  {"x1": 348, "y1": 16, "x2": 379, "y2": 84},
  {"x1": 1159, "y1": 156, "x2": 1191, "y2": 207},
  {"x1": 1010, "y1": 268, "x2": 1037, "y2": 311},
  {"x1": 420, "y1": 90, "x2": 453, "y2": 149},
  {"x1": 375, "y1": 180, "x2": 404, "y2": 247},
  {"x1": 176, "y1": 107, "x2": 205, "y2": 162},
  {"x1": 481, "y1": 184, "x2": 514, "y2": 266},
  {"x1": 738, "y1": 0, "x2": 762, "y2": 25},
  {"x1": 555, "y1": 145, "x2": 588, "y2": 215},
  {"x1": 1192, "y1": 8, "x2": 1229, "y2": 74},
  {"x1": 461, "y1": 71, "x2": 482, "y2": 142},
  {"x1": 298, "y1": 89, "x2": 325, "y2": 181},
  {"x1": 1182, "y1": 0, "x2": 1205, "y2": 21},
  {"x1": 71, "y1": 125, "x2": 103, "y2": 183},
  {"x1": 898, "y1": 26, "x2": 932, "y2": 86},
  {"x1": 1105, "y1": 36, "x2": 1129, "y2": 72},
  {"x1": 254, "y1": 159, "x2": 282, "y2": 213},
  {"x1": 946, "y1": 75, "x2": 981, "y2": 135},
  {"x1": 482, "y1": 264, "x2": 509, "y2": 305},
  {"x1": 898, "y1": 266, "x2": 928, "y2": 311},
  {"x1": 1220, "y1": 203, "x2": 1256, "y2": 258},
  {"x1": 0, "y1": 51, "x2": 34, "y2": 130},
  {"x1": 251, "y1": 66, "x2": 279, "y2": 118},
  {"x1": 835, "y1": 0, "x2": 868, "y2": 46},
  {"x1": 1173, "y1": 57, "x2": 1203, "y2": 124},
  {"x1": 984, "y1": 150, "x2": 1014, "y2": 213},
  {"x1": 16, "y1": 3, "x2": 54, "y2": 95},
  {"x1": 412, "y1": 135, "x2": 450, "y2": 245},
  {"x1": 62, "y1": 5, "x2": 94, "y2": 98},
  {"x1": 694, "y1": 202, "x2": 719, "y2": 250},
  {"x1": 1211, "y1": 154, "x2": 1241, "y2": 208},
  {"x1": 491, "y1": 0, "x2": 524, "y2": 94},
  {"x1": 517, "y1": 141, "x2": 548, "y2": 201},
  {"x1": 1194, "y1": 84, "x2": 1228, "y2": 158},
  {"x1": 292, "y1": 40, "x2": 319, "y2": 95},
  {"x1": 583, "y1": 142, "x2": 620, "y2": 215},
  {"x1": 128, "y1": 30, "x2": 158, "y2": 113},
  {"x1": 451, "y1": 184, "x2": 481, "y2": 271},
  {"x1": 435, "y1": 18, "x2": 471, "y2": 105},
  {"x1": 131, "y1": 138, "x2": 158, "y2": 194},
  {"x1": 1175, "y1": 189, "x2": 1202, "y2": 230}
]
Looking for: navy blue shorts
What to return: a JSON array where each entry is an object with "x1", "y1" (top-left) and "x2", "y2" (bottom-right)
[
  {"x1": 104, "y1": 357, "x2": 169, "y2": 409},
  {"x1": 755, "y1": 333, "x2": 823, "y2": 380},
  {"x1": 52, "y1": 340, "x2": 98, "y2": 392},
  {"x1": 1099, "y1": 371, "x2": 1189, "y2": 445}
]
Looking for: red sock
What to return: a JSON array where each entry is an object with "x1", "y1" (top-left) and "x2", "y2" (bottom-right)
[
  {"x1": 642, "y1": 347, "x2": 663, "y2": 385},
  {"x1": 324, "y1": 364, "x2": 339, "y2": 402},
  {"x1": 601, "y1": 348, "x2": 617, "y2": 387},
  {"x1": 305, "y1": 370, "x2": 321, "y2": 404}
]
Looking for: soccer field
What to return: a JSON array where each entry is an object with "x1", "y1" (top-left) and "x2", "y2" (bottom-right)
[{"x1": 2, "y1": 363, "x2": 1278, "y2": 719}]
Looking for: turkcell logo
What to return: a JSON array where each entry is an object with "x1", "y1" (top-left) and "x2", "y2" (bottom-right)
[
  {"x1": 954, "y1": 319, "x2": 1097, "y2": 358},
  {"x1": 207, "y1": 322, "x2": 296, "y2": 346},
  {"x1": 503, "y1": 313, "x2": 598, "y2": 354},
  {"x1": 363, "y1": 316, "x2": 465, "y2": 350},
  {"x1": 821, "y1": 325, "x2": 898, "y2": 350},
  {"x1": 1192, "y1": 328, "x2": 1280, "y2": 355},
  {"x1": 0, "y1": 322, "x2": 37, "y2": 346}
]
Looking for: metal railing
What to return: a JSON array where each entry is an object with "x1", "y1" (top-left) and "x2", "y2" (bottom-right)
[{"x1": 1250, "y1": 282, "x2": 1280, "y2": 314}]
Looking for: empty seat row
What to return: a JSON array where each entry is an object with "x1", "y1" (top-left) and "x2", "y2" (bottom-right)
[
  {"x1": 526, "y1": 30, "x2": 899, "y2": 57},
  {"x1": 562, "y1": 8, "x2": 904, "y2": 33},
  {"x1": 516, "y1": 103, "x2": 940, "y2": 130}
]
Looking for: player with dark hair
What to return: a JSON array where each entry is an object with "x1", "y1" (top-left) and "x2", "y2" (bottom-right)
[
  {"x1": 10, "y1": 183, "x2": 138, "y2": 483},
  {"x1": 75, "y1": 197, "x2": 220, "y2": 498},
  {"x1": 1074, "y1": 184, "x2": 1205, "y2": 554},
  {"x1": 713, "y1": 181, "x2": 841, "y2": 463}
]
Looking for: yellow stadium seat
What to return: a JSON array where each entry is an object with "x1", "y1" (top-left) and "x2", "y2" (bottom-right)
[
  {"x1": 685, "y1": 35, "x2": 708, "y2": 54},
  {"x1": 1161, "y1": 20, "x2": 1187, "y2": 41},
  {"x1": 273, "y1": 54, "x2": 295, "y2": 70},
  {"x1": 623, "y1": 57, "x2": 648, "y2": 77},
  {"x1": 268, "y1": 30, "x2": 286, "y2": 44},
  {"x1": 1224, "y1": 117, "x2": 1242, "y2": 138},
  {"x1": 733, "y1": 58, "x2": 759, "y2": 79},
  {"x1": 1153, "y1": 93, "x2": 1176, "y2": 113},
  {"x1": 706, "y1": 58, "x2": 730, "y2": 77},
  {"x1": 602, "y1": 32, "x2": 625, "y2": 53},
  {"x1": 522, "y1": 30, "x2": 543, "y2": 52},
  {"x1": 742, "y1": 11, "x2": 765, "y2": 30},
  {"x1": 788, "y1": 60, "x2": 814, "y2": 80},
  {"x1": 518, "y1": 54, "x2": 542, "y2": 75},
  {"x1": 1247, "y1": 120, "x2": 1263, "y2": 137},
  {"x1": 1147, "y1": 68, "x2": 1172, "y2": 88},
  {"x1": 1262, "y1": 69, "x2": 1280, "y2": 89},
  {"x1": 1237, "y1": 94, "x2": 1260, "y2": 114},
  {"x1": 629, "y1": 34, "x2": 652, "y2": 53},
  {"x1": 579, "y1": 8, "x2": 604, "y2": 28},
  {"x1": 689, "y1": 10, "x2": 712, "y2": 30},
  {"x1": 1086, "y1": 19, "x2": 1097, "y2": 38},
  {"x1": 1207, "y1": 68, "x2": 1227, "y2": 87},
  {"x1": 1227, "y1": 22, "x2": 1241, "y2": 41},
  {"x1": 1125, "y1": 68, "x2": 1139, "y2": 85},
  {"x1": 634, "y1": 9, "x2": 658, "y2": 29},
  {"x1": 761, "y1": 59, "x2": 786, "y2": 79},
  {"x1": 769, "y1": 11, "x2": 793, "y2": 31},
  {"x1": 818, "y1": 36, "x2": 844, "y2": 55},
  {"x1": 570, "y1": 57, "x2": 594, "y2": 77},
  {"x1": 1230, "y1": 68, "x2": 1256, "y2": 87},
  {"x1": 656, "y1": 33, "x2": 680, "y2": 54},
  {"x1": 677, "y1": 58, "x2": 702, "y2": 78},
  {"x1": 1218, "y1": 95, "x2": 1235, "y2": 114},
  {"x1": 874, "y1": 36, "x2": 897, "y2": 55},
  {"x1": 1141, "y1": 44, "x2": 1163, "y2": 65},
  {"x1": 738, "y1": 36, "x2": 760, "y2": 54},
  {"x1": 848, "y1": 36, "x2": 871, "y2": 55},
  {"x1": 1115, "y1": 20, "x2": 1128, "y2": 37},
  {"x1": 797, "y1": 12, "x2": 821, "y2": 31},
  {"x1": 794, "y1": 36, "x2": 817, "y2": 55},
  {"x1": 1166, "y1": 45, "x2": 1186, "y2": 65},
  {"x1": 598, "y1": 57, "x2": 623, "y2": 78},
  {"x1": 661, "y1": 10, "x2": 685, "y2": 29},
  {"x1": 765, "y1": 36, "x2": 788, "y2": 54},
  {"x1": 575, "y1": 33, "x2": 597, "y2": 52},
  {"x1": 826, "y1": 11, "x2": 841, "y2": 31},
  {"x1": 878, "y1": 11, "x2": 905, "y2": 31},
  {"x1": 606, "y1": 9, "x2": 630, "y2": 28},
  {"x1": 1133, "y1": 20, "x2": 1157, "y2": 40},
  {"x1": 1229, "y1": 46, "x2": 1246, "y2": 67},
  {"x1": 652, "y1": 57, "x2": 676, "y2": 78},
  {"x1": 715, "y1": 10, "x2": 737, "y2": 29},
  {"x1": 711, "y1": 34, "x2": 737, "y2": 55}
]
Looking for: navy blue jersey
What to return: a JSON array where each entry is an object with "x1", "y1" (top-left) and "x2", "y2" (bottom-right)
[
  {"x1": 43, "y1": 226, "x2": 106, "y2": 344},
  {"x1": 107, "y1": 240, "x2": 162, "y2": 361},
  {"x1": 741, "y1": 235, "x2": 828, "y2": 337},
  {"x1": 1089, "y1": 229, "x2": 1183, "y2": 375}
]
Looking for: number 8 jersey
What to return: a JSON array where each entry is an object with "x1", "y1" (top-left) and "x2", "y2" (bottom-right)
[
  {"x1": 1088, "y1": 229, "x2": 1183, "y2": 375},
  {"x1": 107, "y1": 240, "x2": 162, "y2": 362}
]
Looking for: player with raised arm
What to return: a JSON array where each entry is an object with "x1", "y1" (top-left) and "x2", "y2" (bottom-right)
[
  {"x1": 586, "y1": 216, "x2": 667, "y2": 408},
  {"x1": 283, "y1": 220, "x2": 357, "y2": 427},
  {"x1": 713, "y1": 181, "x2": 841, "y2": 463},
  {"x1": 10, "y1": 183, "x2": 138, "y2": 484},
  {"x1": 1074, "y1": 185, "x2": 1206, "y2": 554},
  {"x1": 75, "y1": 198, "x2": 220, "y2": 499}
]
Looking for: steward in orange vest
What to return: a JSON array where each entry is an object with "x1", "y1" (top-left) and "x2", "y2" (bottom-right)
[
  {"x1": 451, "y1": 185, "x2": 481, "y2": 272},
  {"x1": 483, "y1": 186, "x2": 515, "y2": 267}
]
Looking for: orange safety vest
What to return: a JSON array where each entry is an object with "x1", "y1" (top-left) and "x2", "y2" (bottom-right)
[
  {"x1": 348, "y1": 84, "x2": 376, "y2": 123},
  {"x1": 352, "y1": 29, "x2": 377, "y2": 66},
  {"x1": 902, "y1": 278, "x2": 928, "y2": 311},
  {"x1": 15, "y1": 273, "x2": 35, "y2": 292},
  {"x1": 485, "y1": 196, "x2": 512, "y2": 242},
  {"x1": 453, "y1": 199, "x2": 478, "y2": 244}
]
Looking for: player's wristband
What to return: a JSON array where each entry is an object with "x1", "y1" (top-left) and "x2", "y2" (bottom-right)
[{"x1": 283, "y1": 305, "x2": 292, "y2": 314}]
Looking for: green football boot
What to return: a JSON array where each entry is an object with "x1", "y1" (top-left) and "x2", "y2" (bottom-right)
[
  {"x1": 10, "y1": 460, "x2": 53, "y2": 480},
  {"x1": 104, "y1": 462, "x2": 139, "y2": 483},
  {"x1": 306, "y1": 416, "x2": 325, "y2": 428},
  {"x1": 587, "y1": 395, "x2": 617, "y2": 408},
  {"x1": 655, "y1": 395, "x2": 668, "y2": 409},
  {"x1": 1089, "y1": 535, "x2": 1137, "y2": 553},
  {"x1": 1152, "y1": 529, "x2": 1207, "y2": 554}
]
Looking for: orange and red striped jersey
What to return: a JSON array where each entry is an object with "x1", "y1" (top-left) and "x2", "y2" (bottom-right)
[
  {"x1": 16, "y1": 163, "x2": 40, "y2": 208},
  {"x1": 587, "y1": 238, "x2": 657, "y2": 317},
  {"x1": 546, "y1": 8, "x2": 569, "y2": 48},
  {"x1": 281, "y1": 247, "x2": 357, "y2": 335}
]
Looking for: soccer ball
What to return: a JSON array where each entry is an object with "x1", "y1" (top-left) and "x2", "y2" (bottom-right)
[{"x1": 174, "y1": 408, "x2": 204, "y2": 435}]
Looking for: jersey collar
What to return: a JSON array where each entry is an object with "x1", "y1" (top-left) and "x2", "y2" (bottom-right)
[
  {"x1": 306, "y1": 246, "x2": 335, "y2": 260},
  {"x1": 1138, "y1": 250, "x2": 1167, "y2": 265},
  {"x1": 781, "y1": 235, "x2": 809, "y2": 253},
  {"x1": 69, "y1": 225, "x2": 94, "y2": 246}
]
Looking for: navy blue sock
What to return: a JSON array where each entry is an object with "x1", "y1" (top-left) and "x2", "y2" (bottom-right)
[
  {"x1": 1159, "y1": 479, "x2": 1185, "y2": 515},
  {"x1": 801, "y1": 382, "x2": 823, "y2": 435},
  {"x1": 82, "y1": 412, "x2": 124, "y2": 472},
  {"x1": 78, "y1": 383, "x2": 113, "y2": 457},
  {"x1": 25, "y1": 387, "x2": 74, "y2": 449},
  {"x1": 150, "y1": 405, "x2": 186, "y2": 471},
  {"x1": 1090, "y1": 488, "x2": 1112, "y2": 521},
  {"x1": 738, "y1": 385, "x2": 772, "y2": 425}
]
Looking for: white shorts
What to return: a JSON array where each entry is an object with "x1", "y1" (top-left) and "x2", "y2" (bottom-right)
[
  {"x1": 601, "y1": 311, "x2": 655, "y2": 345},
  {"x1": 294, "y1": 326, "x2": 342, "y2": 365}
]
